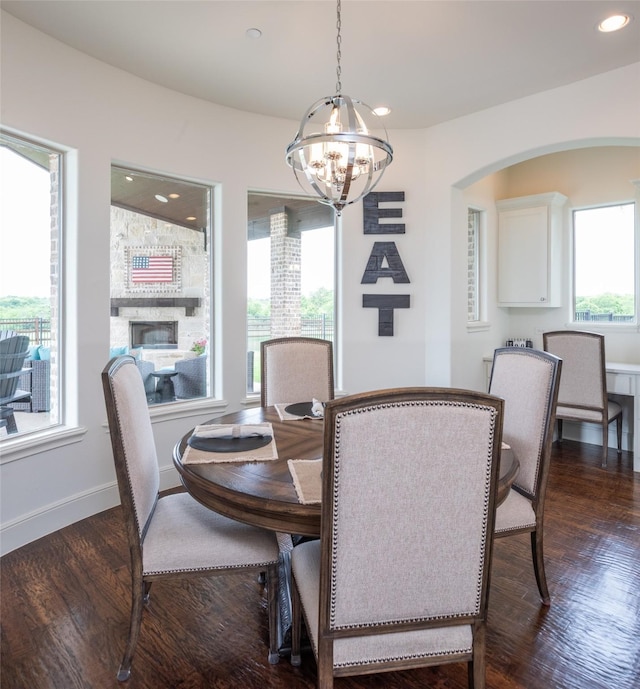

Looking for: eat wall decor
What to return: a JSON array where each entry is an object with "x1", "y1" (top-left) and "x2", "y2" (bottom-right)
[{"x1": 361, "y1": 191, "x2": 410, "y2": 336}]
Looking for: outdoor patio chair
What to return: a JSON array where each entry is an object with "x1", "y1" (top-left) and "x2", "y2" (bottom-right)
[
  {"x1": 174, "y1": 354, "x2": 207, "y2": 399},
  {"x1": 0, "y1": 333, "x2": 31, "y2": 434}
]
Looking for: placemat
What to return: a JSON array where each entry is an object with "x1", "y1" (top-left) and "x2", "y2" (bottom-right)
[
  {"x1": 275, "y1": 403, "x2": 323, "y2": 421},
  {"x1": 182, "y1": 423, "x2": 278, "y2": 464},
  {"x1": 288, "y1": 458, "x2": 322, "y2": 504}
]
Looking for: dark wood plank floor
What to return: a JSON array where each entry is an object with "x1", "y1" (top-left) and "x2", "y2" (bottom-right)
[{"x1": 2, "y1": 440, "x2": 639, "y2": 689}]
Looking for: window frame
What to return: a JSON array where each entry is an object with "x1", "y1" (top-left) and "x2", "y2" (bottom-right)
[
  {"x1": 570, "y1": 198, "x2": 638, "y2": 330},
  {"x1": 0, "y1": 130, "x2": 64, "y2": 441},
  {"x1": 246, "y1": 191, "x2": 336, "y2": 396},
  {"x1": 466, "y1": 205, "x2": 490, "y2": 332},
  {"x1": 109, "y1": 164, "x2": 214, "y2": 407}
]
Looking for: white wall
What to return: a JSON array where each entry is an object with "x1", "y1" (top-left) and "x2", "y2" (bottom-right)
[{"x1": 1, "y1": 11, "x2": 639, "y2": 554}]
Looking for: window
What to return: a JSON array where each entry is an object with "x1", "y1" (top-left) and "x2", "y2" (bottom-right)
[
  {"x1": 246, "y1": 193, "x2": 335, "y2": 394},
  {"x1": 110, "y1": 166, "x2": 212, "y2": 405},
  {"x1": 572, "y1": 202, "x2": 636, "y2": 324},
  {"x1": 0, "y1": 132, "x2": 62, "y2": 437},
  {"x1": 467, "y1": 208, "x2": 482, "y2": 322}
]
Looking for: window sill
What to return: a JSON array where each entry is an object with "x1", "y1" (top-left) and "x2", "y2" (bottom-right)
[
  {"x1": 467, "y1": 321, "x2": 491, "y2": 333},
  {"x1": 566, "y1": 322, "x2": 639, "y2": 334},
  {"x1": 0, "y1": 424, "x2": 87, "y2": 465},
  {"x1": 146, "y1": 397, "x2": 228, "y2": 423}
]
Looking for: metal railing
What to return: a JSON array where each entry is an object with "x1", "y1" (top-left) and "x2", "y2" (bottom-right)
[
  {"x1": 0, "y1": 318, "x2": 51, "y2": 346},
  {"x1": 247, "y1": 315, "x2": 334, "y2": 351},
  {"x1": 574, "y1": 311, "x2": 634, "y2": 323},
  {"x1": 0, "y1": 316, "x2": 337, "y2": 392},
  {"x1": 246, "y1": 316, "x2": 335, "y2": 392}
]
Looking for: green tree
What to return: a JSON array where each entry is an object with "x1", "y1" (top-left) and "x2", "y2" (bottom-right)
[
  {"x1": 247, "y1": 298, "x2": 270, "y2": 318},
  {"x1": 301, "y1": 287, "x2": 334, "y2": 317},
  {"x1": 0, "y1": 296, "x2": 51, "y2": 320},
  {"x1": 575, "y1": 293, "x2": 634, "y2": 316}
]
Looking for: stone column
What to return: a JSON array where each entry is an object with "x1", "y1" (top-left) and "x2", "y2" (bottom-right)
[{"x1": 269, "y1": 209, "x2": 301, "y2": 337}]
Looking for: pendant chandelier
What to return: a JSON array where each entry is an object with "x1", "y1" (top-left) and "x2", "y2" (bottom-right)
[{"x1": 285, "y1": 0, "x2": 393, "y2": 215}]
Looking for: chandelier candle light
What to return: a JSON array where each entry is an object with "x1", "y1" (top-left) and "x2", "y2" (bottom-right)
[{"x1": 286, "y1": 0, "x2": 393, "y2": 214}]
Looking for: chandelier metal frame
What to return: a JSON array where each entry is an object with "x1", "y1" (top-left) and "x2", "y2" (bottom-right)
[{"x1": 285, "y1": 0, "x2": 393, "y2": 214}]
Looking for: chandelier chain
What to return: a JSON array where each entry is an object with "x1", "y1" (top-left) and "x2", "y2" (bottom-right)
[
  {"x1": 285, "y1": 0, "x2": 393, "y2": 213},
  {"x1": 335, "y1": 0, "x2": 342, "y2": 94}
]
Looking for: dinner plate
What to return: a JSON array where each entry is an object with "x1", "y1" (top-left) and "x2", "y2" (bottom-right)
[
  {"x1": 284, "y1": 401, "x2": 318, "y2": 417},
  {"x1": 187, "y1": 435, "x2": 272, "y2": 453}
]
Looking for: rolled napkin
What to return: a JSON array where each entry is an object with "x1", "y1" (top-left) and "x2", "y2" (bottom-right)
[
  {"x1": 192, "y1": 423, "x2": 270, "y2": 439},
  {"x1": 311, "y1": 398, "x2": 324, "y2": 418}
]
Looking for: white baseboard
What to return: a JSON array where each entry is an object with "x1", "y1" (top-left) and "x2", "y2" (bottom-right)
[
  {"x1": 0, "y1": 464, "x2": 179, "y2": 557},
  {"x1": 559, "y1": 420, "x2": 632, "y2": 452}
]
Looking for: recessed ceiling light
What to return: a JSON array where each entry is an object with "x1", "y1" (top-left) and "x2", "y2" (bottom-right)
[
  {"x1": 598, "y1": 14, "x2": 630, "y2": 32},
  {"x1": 186, "y1": 216, "x2": 197, "y2": 221},
  {"x1": 373, "y1": 106, "x2": 391, "y2": 117},
  {"x1": 155, "y1": 194, "x2": 168, "y2": 203},
  {"x1": 246, "y1": 27, "x2": 262, "y2": 39},
  {"x1": 168, "y1": 193, "x2": 180, "y2": 199},
  {"x1": 125, "y1": 175, "x2": 134, "y2": 182}
]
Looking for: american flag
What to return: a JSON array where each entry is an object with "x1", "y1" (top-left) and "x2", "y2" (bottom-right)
[{"x1": 131, "y1": 255, "x2": 173, "y2": 283}]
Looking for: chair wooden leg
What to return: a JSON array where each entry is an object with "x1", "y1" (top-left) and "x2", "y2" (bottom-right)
[
  {"x1": 290, "y1": 574, "x2": 302, "y2": 667},
  {"x1": 530, "y1": 528, "x2": 550, "y2": 606},
  {"x1": 557, "y1": 419, "x2": 563, "y2": 444},
  {"x1": 117, "y1": 573, "x2": 146, "y2": 681},
  {"x1": 616, "y1": 415, "x2": 623, "y2": 455},
  {"x1": 602, "y1": 422, "x2": 608, "y2": 468},
  {"x1": 317, "y1": 637, "x2": 334, "y2": 689},
  {"x1": 468, "y1": 622, "x2": 486, "y2": 689},
  {"x1": 265, "y1": 562, "x2": 280, "y2": 665}
]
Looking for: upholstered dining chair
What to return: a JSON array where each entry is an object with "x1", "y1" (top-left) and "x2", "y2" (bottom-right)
[
  {"x1": 542, "y1": 330, "x2": 622, "y2": 467},
  {"x1": 489, "y1": 347, "x2": 562, "y2": 606},
  {"x1": 101, "y1": 355, "x2": 280, "y2": 681},
  {"x1": 260, "y1": 337, "x2": 334, "y2": 407},
  {"x1": 0, "y1": 332, "x2": 31, "y2": 435},
  {"x1": 290, "y1": 387, "x2": 504, "y2": 689}
]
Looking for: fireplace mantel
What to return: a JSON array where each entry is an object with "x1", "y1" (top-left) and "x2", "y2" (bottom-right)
[{"x1": 110, "y1": 298, "x2": 201, "y2": 317}]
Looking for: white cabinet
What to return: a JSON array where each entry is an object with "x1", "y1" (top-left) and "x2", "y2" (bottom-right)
[{"x1": 497, "y1": 192, "x2": 567, "y2": 307}]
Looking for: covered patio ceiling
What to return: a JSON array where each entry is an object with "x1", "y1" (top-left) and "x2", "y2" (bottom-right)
[{"x1": 112, "y1": 167, "x2": 333, "y2": 237}]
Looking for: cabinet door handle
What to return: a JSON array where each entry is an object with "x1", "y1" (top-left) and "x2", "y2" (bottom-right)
[{"x1": 540, "y1": 297, "x2": 546, "y2": 302}]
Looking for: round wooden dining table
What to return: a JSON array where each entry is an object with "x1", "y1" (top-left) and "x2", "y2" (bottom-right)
[{"x1": 173, "y1": 404, "x2": 519, "y2": 539}]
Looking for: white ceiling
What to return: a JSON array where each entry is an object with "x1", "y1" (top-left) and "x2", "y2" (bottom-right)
[{"x1": 3, "y1": 0, "x2": 640, "y2": 130}]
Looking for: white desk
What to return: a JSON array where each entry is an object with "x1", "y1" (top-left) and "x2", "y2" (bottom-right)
[
  {"x1": 606, "y1": 362, "x2": 640, "y2": 472},
  {"x1": 484, "y1": 358, "x2": 639, "y2": 472}
]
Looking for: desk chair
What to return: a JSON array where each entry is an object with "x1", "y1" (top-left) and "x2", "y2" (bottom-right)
[
  {"x1": 542, "y1": 330, "x2": 622, "y2": 467},
  {"x1": 291, "y1": 387, "x2": 504, "y2": 689},
  {"x1": 102, "y1": 355, "x2": 280, "y2": 681},
  {"x1": 260, "y1": 337, "x2": 334, "y2": 407},
  {"x1": 0, "y1": 332, "x2": 31, "y2": 435},
  {"x1": 489, "y1": 347, "x2": 561, "y2": 605}
]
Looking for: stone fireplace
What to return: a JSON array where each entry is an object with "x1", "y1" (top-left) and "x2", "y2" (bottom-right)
[{"x1": 109, "y1": 206, "x2": 209, "y2": 355}]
